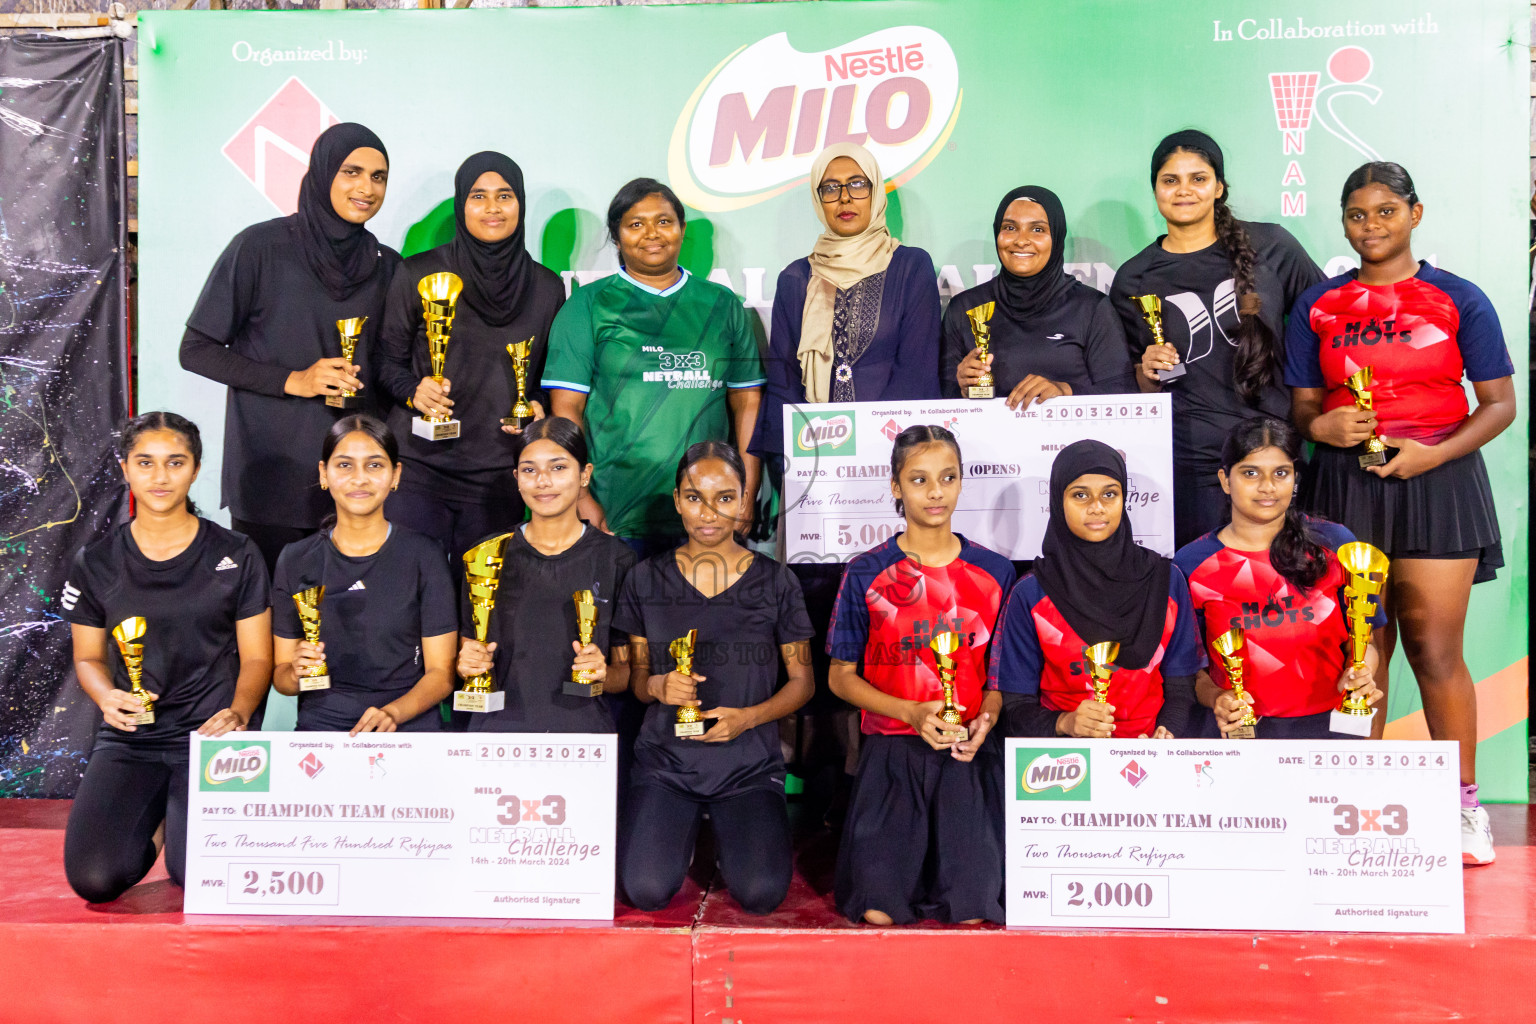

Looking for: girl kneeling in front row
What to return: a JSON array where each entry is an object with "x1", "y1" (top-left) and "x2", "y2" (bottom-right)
[
  {"x1": 1174, "y1": 417, "x2": 1383, "y2": 739},
  {"x1": 829, "y1": 425, "x2": 1016, "y2": 925},
  {"x1": 616, "y1": 442, "x2": 813, "y2": 915},
  {"x1": 991, "y1": 440, "x2": 1201, "y2": 740}
]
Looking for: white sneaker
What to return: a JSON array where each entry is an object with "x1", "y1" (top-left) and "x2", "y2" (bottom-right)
[{"x1": 1460, "y1": 805, "x2": 1495, "y2": 866}]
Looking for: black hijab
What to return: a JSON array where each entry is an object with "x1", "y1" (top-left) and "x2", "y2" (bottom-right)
[
  {"x1": 992, "y1": 185, "x2": 1077, "y2": 323},
  {"x1": 449, "y1": 151, "x2": 534, "y2": 327},
  {"x1": 292, "y1": 122, "x2": 389, "y2": 302},
  {"x1": 1032, "y1": 440, "x2": 1171, "y2": 670}
]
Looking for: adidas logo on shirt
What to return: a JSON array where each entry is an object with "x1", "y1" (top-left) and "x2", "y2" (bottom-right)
[
  {"x1": 61, "y1": 581, "x2": 80, "y2": 611},
  {"x1": 348, "y1": 580, "x2": 366, "y2": 591},
  {"x1": 215, "y1": 556, "x2": 239, "y2": 572}
]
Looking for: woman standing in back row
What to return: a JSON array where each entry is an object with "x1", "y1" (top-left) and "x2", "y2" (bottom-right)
[{"x1": 1110, "y1": 129, "x2": 1322, "y2": 546}]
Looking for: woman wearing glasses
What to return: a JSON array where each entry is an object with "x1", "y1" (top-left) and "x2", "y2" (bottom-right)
[{"x1": 750, "y1": 143, "x2": 942, "y2": 821}]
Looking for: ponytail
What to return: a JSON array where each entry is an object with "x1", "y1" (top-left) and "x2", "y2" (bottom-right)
[{"x1": 1219, "y1": 416, "x2": 1329, "y2": 591}]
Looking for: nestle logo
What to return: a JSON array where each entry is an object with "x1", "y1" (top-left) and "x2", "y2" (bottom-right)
[
  {"x1": 222, "y1": 76, "x2": 338, "y2": 215},
  {"x1": 1120, "y1": 760, "x2": 1148, "y2": 788},
  {"x1": 824, "y1": 43, "x2": 924, "y2": 81},
  {"x1": 298, "y1": 752, "x2": 325, "y2": 779}
]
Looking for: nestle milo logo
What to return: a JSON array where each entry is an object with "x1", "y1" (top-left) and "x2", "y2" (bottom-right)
[
  {"x1": 1016, "y1": 749, "x2": 1091, "y2": 801},
  {"x1": 794, "y1": 412, "x2": 856, "y2": 455},
  {"x1": 200, "y1": 741, "x2": 271, "y2": 791}
]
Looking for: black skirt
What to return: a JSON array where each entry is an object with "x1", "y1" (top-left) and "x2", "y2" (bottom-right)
[{"x1": 1306, "y1": 443, "x2": 1503, "y2": 583}]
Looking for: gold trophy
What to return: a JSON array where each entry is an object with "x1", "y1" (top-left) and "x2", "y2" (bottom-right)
[
  {"x1": 110, "y1": 616, "x2": 154, "y2": 726},
  {"x1": 1330, "y1": 542, "x2": 1389, "y2": 737},
  {"x1": 1210, "y1": 627, "x2": 1257, "y2": 739},
  {"x1": 929, "y1": 631, "x2": 969, "y2": 742},
  {"x1": 964, "y1": 302, "x2": 996, "y2": 399},
  {"x1": 671, "y1": 629, "x2": 705, "y2": 737},
  {"x1": 1084, "y1": 641, "x2": 1120, "y2": 705},
  {"x1": 1343, "y1": 366, "x2": 1390, "y2": 469},
  {"x1": 1132, "y1": 294, "x2": 1185, "y2": 381},
  {"x1": 501, "y1": 338, "x2": 537, "y2": 431},
  {"x1": 563, "y1": 589, "x2": 602, "y2": 698},
  {"x1": 456, "y1": 533, "x2": 515, "y2": 713},
  {"x1": 326, "y1": 317, "x2": 367, "y2": 409},
  {"x1": 413, "y1": 272, "x2": 463, "y2": 441},
  {"x1": 291, "y1": 586, "x2": 331, "y2": 691}
]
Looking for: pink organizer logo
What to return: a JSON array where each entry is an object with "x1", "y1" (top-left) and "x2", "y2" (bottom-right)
[{"x1": 222, "y1": 77, "x2": 338, "y2": 215}]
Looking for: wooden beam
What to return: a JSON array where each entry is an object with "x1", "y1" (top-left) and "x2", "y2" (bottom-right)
[
  {"x1": 0, "y1": 13, "x2": 109, "y2": 27},
  {"x1": 450, "y1": 0, "x2": 475, "y2": 8},
  {"x1": 319, "y1": 0, "x2": 346, "y2": 8},
  {"x1": 170, "y1": 0, "x2": 197, "y2": 9},
  {"x1": 418, "y1": 0, "x2": 444, "y2": 8},
  {"x1": 126, "y1": 160, "x2": 139, "y2": 177},
  {"x1": 125, "y1": 98, "x2": 139, "y2": 115},
  {"x1": 125, "y1": 64, "x2": 138, "y2": 81}
]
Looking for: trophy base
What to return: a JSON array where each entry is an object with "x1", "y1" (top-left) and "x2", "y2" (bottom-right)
[
  {"x1": 966, "y1": 384, "x2": 995, "y2": 400},
  {"x1": 298, "y1": 674, "x2": 332, "y2": 692},
  {"x1": 1227, "y1": 723, "x2": 1256, "y2": 740},
  {"x1": 129, "y1": 710, "x2": 155, "y2": 726},
  {"x1": 454, "y1": 690, "x2": 506, "y2": 713},
  {"x1": 1358, "y1": 448, "x2": 1389, "y2": 469},
  {"x1": 674, "y1": 718, "x2": 707, "y2": 738},
  {"x1": 1329, "y1": 707, "x2": 1376, "y2": 738},
  {"x1": 501, "y1": 414, "x2": 535, "y2": 431},
  {"x1": 325, "y1": 394, "x2": 364, "y2": 409},
  {"x1": 412, "y1": 416, "x2": 462, "y2": 441},
  {"x1": 1156, "y1": 362, "x2": 1187, "y2": 382},
  {"x1": 563, "y1": 678, "x2": 604, "y2": 698}
]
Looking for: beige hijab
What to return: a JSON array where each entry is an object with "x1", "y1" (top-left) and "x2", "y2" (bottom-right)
[{"x1": 798, "y1": 143, "x2": 900, "y2": 402}]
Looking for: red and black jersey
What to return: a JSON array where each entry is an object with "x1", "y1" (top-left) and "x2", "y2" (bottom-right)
[
  {"x1": 1284, "y1": 263, "x2": 1513, "y2": 444},
  {"x1": 828, "y1": 535, "x2": 1015, "y2": 737},
  {"x1": 987, "y1": 569, "x2": 1203, "y2": 739},
  {"x1": 1173, "y1": 519, "x2": 1386, "y2": 719}
]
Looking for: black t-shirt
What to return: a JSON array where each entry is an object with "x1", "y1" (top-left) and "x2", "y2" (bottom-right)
[
  {"x1": 272, "y1": 526, "x2": 457, "y2": 732},
  {"x1": 941, "y1": 277, "x2": 1137, "y2": 399},
  {"x1": 377, "y1": 247, "x2": 566, "y2": 502},
  {"x1": 1108, "y1": 221, "x2": 1322, "y2": 470},
  {"x1": 60, "y1": 520, "x2": 270, "y2": 753},
  {"x1": 614, "y1": 551, "x2": 813, "y2": 800},
  {"x1": 463, "y1": 527, "x2": 636, "y2": 734},
  {"x1": 183, "y1": 216, "x2": 401, "y2": 528}
]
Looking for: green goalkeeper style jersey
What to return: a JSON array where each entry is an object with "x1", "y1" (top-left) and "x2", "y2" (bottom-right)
[{"x1": 542, "y1": 269, "x2": 765, "y2": 540}]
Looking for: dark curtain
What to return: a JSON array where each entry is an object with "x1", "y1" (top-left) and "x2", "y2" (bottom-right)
[{"x1": 0, "y1": 36, "x2": 129, "y2": 798}]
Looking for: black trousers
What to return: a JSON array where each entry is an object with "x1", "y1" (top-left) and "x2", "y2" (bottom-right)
[
  {"x1": 620, "y1": 783, "x2": 792, "y2": 915},
  {"x1": 229, "y1": 517, "x2": 314, "y2": 731},
  {"x1": 835, "y1": 733, "x2": 1005, "y2": 924},
  {"x1": 64, "y1": 744, "x2": 189, "y2": 903},
  {"x1": 1195, "y1": 706, "x2": 1367, "y2": 739},
  {"x1": 385, "y1": 477, "x2": 523, "y2": 562}
]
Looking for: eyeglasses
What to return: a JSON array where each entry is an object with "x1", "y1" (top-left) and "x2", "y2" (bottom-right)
[{"x1": 817, "y1": 178, "x2": 873, "y2": 203}]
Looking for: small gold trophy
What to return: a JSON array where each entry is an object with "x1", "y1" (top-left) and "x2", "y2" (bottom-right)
[
  {"x1": 456, "y1": 533, "x2": 515, "y2": 713},
  {"x1": 110, "y1": 616, "x2": 154, "y2": 726},
  {"x1": 1084, "y1": 641, "x2": 1120, "y2": 705},
  {"x1": 1330, "y1": 542, "x2": 1389, "y2": 737},
  {"x1": 326, "y1": 317, "x2": 368, "y2": 409},
  {"x1": 964, "y1": 302, "x2": 996, "y2": 399},
  {"x1": 1132, "y1": 294, "x2": 1186, "y2": 382},
  {"x1": 413, "y1": 272, "x2": 463, "y2": 441},
  {"x1": 1210, "y1": 627, "x2": 1256, "y2": 739},
  {"x1": 291, "y1": 586, "x2": 331, "y2": 691},
  {"x1": 501, "y1": 338, "x2": 537, "y2": 431},
  {"x1": 563, "y1": 589, "x2": 602, "y2": 698},
  {"x1": 929, "y1": 631, "x2": 969, "y2": 742},
  {"x1": 671, "y1": 629, "x2": 705, "y2": 737},
  {"x1": 1343, "y1": 366, "x2": 1390, "y2": 469}
]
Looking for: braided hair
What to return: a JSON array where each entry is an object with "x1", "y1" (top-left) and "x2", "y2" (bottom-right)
[
  {"x1": 1151, "y1": 130, "x2": 1277, "y2": 407},
  {"x1": 1220, "y1": 416, "x2": 1330, "y2": 591}
]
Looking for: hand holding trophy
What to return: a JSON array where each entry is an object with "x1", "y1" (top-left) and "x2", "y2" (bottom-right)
[
  {"x1": 1330, "y1": 541, "x2": 1389, "y2": 737},
  {"x1": 1343, "y1": 366, "x2": 1392, "y2": 469},
  {"x1": 326, "y1": 318, "x2": 368, "y2": 409},
  {"x1": 1210, "y1": 626, "x2": 1257, "y2": 739},
  {"x1": 929, "y1": 631, "x2": 970, "y2": 743},
  {"x1": 671, "y1": 629, "x2": 705, "y2": 737},
  {"x1": 563, "y1": 590, "x2": 602, "y2": 698},
  {"x1": 111, "y1": 616, "x2": 155, "y2": 726},
  {"x1": 413, "y1": 272, "x2": 463, "y2": 441},
  {"x1": 456, "y1": 533, "x2": 514, "y2": 712},
  {"x1": 1132, "y1": 294, "x2": 1185, "y2": 382},
  {"x1": 963, "y1": 303, "x2": 996, "y2": 399},
  {"x1": 1084, "y1": 641, "x2": 1120, "y2": 706},
  {"x1": 502, "y1": 338, "x2": 537, "y2": 432},
  {"x1": 291, "y1": 586, "x2": 332, "y2": 691}
]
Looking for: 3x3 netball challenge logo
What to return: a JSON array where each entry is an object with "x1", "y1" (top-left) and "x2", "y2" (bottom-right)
[
  {"x1": 668, "y1": 26, "x2": 962, "y2": 212},
  {"x1": 1269, "y1": 45, "x2": 1383, "y2": 218}
]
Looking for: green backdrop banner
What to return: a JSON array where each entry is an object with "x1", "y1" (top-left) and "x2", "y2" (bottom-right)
[{"x1": 137, "y1": 0, "x2": 1528, "y2": 798}]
